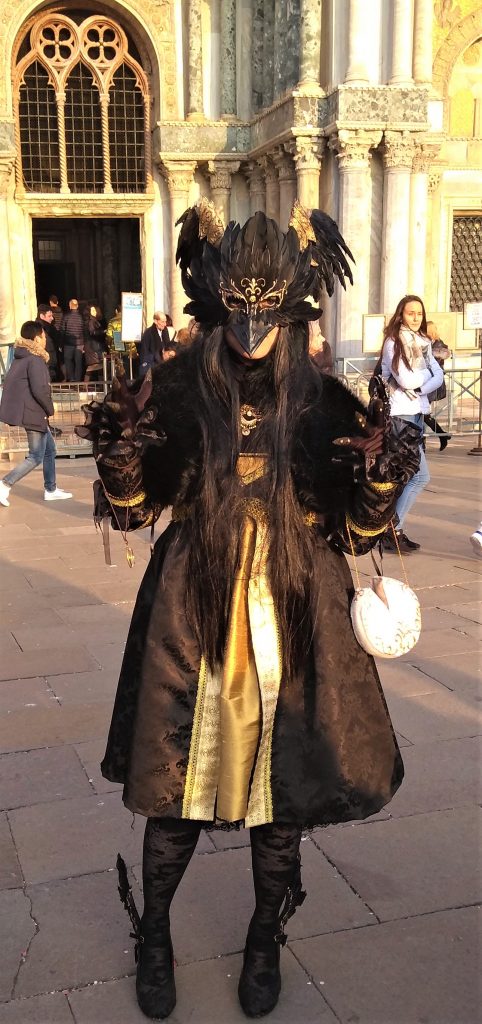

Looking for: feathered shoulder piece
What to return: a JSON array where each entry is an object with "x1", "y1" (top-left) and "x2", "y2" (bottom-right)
[{"x1": 175, "y1": 198, "x2": 354, "y2": 331}]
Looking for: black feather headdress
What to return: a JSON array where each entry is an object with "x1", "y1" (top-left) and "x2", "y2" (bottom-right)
[{"x1": 176, "y1": 197, "x2": 354, "y2": 352}]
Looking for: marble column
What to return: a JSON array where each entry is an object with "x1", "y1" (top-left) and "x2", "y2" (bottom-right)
[
  {"x1": 288, "y1": 136, "x2": 324, "y2": 209},
  {"x1": 252, "y1": 1, "x2": 265, "y2": 111},
  {"x1": 412, "y1": 0, "x2": 433, "y2": 83},
  {"x1": 286, "y1": 0, "x2": 301, "y2": 91},
  {"x1": 408, "y1": 141, "x2": 440, "y2": 295},
  {"x1": 380, "y1": 132, "x2": 416, "y2": 314},
  {"x1": 299, "y1": 0, "x2": 322, "y2": 88},
  {"x1": 187, "y1": 0, "x2": 204, "y2": 121},
  {"x1": 161, "y1": 160, "x2": 197, "y2": 326},
  {"x1": 274, "y1": 0, "x2": 288, "y2": 98},
  {"x1": 258, "y1": 156, "x2": 280, "y2": 221},
  {"x1": 263, "y1": 0, "x2": 275, "y2": 107},
  {"x1": 207, "y1": 159, "x2": 240, "y2": 223},
  {"x1": 274, "y1": 147, "x2": 297, "y2": 229},
  {"x1": 244, "y1": 161, "x2": 266, "y2": 214},
  {"x1": 390, "y1": 0, "x2": 414, "y2": 85},
  {"x1": 328, "y1": 130, "x2": 382, "y2": 353},
  {"x1": 345, "y1": 0, "x2": 370, "y2": 84},
  {"x1": 220, "y1": 0, "x2": 237, "y2": 118},
  {"x1": 0, "y1": 155, "x2": 16, "y2": 346}
]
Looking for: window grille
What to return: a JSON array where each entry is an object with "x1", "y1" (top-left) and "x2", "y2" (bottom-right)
[
  {"x1": 109, "y1": 64, "x2": 145, "y2": 193},
  {"x1": 19, "y1": 61, "x2": 61, "y2": 192},
  {"x1": 37, "y1": 237, "x2": 64, "y2": 261},
  {"x1": 14, "y1": 13, "x2": 150, "y2": 195},
  {"x1": 450, "y1": 216, "x2": 482, "y2": 311}
]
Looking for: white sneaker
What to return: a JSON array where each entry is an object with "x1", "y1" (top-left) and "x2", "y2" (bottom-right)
[
  {"x1": 44, "y1": 488, "x2": 73, "y2": 501},
  {"x1": 470, "y1": 525, "x2": 482, "y2": 558},
  {"x1": 0, "y1": 480, "x2": 10, "y2": 507}
]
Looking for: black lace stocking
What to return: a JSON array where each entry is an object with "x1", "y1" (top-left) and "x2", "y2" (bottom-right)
[
  {"x1": 141, "y1": 817, "x2": 202, "y2": 938},
  {"x1": 249, "y1": 823, "x2": 302, "y2": 938}
]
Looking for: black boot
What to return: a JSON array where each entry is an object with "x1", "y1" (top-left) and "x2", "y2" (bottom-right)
[
  {"x1": 238, "y1": 825, "x2": 305, "y2": 1018},
  {"x1": 135, "y1": 818, "x2": 201, "y2": 1021}
]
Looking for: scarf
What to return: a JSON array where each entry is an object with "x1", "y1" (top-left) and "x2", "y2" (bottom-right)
[
  {"x1": 14, "y1": 337, "x2": 50, "y2": 363},
  {"x1": 399, "y1": 326, "x2": 430, "y2": 371}
]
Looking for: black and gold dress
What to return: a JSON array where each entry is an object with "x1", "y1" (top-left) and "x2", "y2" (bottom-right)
[{"x1": 82, "y1": 346, "x2": 414, "y2": 829}]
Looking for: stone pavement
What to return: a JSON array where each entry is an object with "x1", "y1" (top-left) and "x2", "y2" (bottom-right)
[{"x1": 0, "y1": 439, "x2": 481, "y2": 1024}]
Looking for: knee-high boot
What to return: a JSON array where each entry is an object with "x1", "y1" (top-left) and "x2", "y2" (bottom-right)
[
  {"x1": 137, "y1": 817, "x2": 202, "y2": 1020},
  {"x1": 238, "y1": 823, "x2": 305, "y2": 1018}
]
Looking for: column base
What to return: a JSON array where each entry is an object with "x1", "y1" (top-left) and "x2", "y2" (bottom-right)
[{"x1": 186, "y1": 112, "x2": 206, "y2": 122}]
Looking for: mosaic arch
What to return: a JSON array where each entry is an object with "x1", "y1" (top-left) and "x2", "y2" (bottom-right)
[
  {"x1": 432, "y1": 7, "x2": 482, "y2": 95},
  {"x1": 1, "y1": 0, "x2": 177, "y2": 118}
]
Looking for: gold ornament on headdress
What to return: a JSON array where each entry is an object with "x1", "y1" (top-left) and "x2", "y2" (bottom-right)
[
  {"x1": 220, "y1": 276, "x2": 287, "y2": 314},
  {"x1": 196, "y1": 197, "x2": 225, "y2": 244},
  {"x1": 288, "y1": 199, "x2": 316, "y2": 251}
]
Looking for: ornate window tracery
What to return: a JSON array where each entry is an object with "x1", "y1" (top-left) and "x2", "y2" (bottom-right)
[{"x1": 14, "y1": 13, "x2": 152, "y2": 195}]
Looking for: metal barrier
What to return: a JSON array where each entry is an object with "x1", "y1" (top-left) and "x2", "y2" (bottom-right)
[
  {"x1": 343, "y1": 367, "x2": 481, "y2": 437},
  {"x1": 0, "y1": 382, "x2": 107, "y2": 458}
]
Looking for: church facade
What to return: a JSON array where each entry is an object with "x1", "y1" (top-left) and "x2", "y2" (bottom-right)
[{"x1": 0, "y1": 0, "x2": 480, "y2": 358}]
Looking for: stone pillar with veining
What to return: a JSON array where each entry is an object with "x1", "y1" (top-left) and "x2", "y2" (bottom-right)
[
  {"x1": 390, "y1": 0, "x2": 414, "y2": 85},
  {"x1": 380, "y1": 132, "x2": 416, "y2": 314},
  {"x1": 208, "y1": 160, "x2": 241, "y2": 223},
  {"x1": 412, "y1": 0, "x2": 433, "y2": 83},
  {"x1": 329, "y1": 130, "x2": 383, "y2": 354},
  {"x1": 408, "y1": 141, "x2": 440, "y2": 294},
  {"x1": 252, "y1": 0, "x2": 265, "y2": 111},
  {"x1": 288, "y1": 136, "x2": 324, "y2": 209},
  {"x1": 344, "y1": 0, "x2": 370, "y2": 84},
  {"x1": 274, "y1": 0, "x2": 288, "y2": 98},
  {"x1": 0, "y1": 155, "x2": 15, "y2": 346},
  {"x1": 161, "y1": 161, "x2": 197, "y2": 325},
  {"x1": 244, "y1": 161, "x2": 266, "y2": 214},
  {"x1": 263, "y1": 0, "x2": 275, "y2": 107},
  {"x1": 274, "y1": 147, "x2": 297, "y2": 229},
  {"x1": 187, "y1": 0, "x2": 204, "y2": 121},
  {"x1": 220, "y1": 0, "x2": 237, "y2": 118},
  {"x1": 258, "y1": 156, "x2": 280, "y2": 221},
  {"x1": 285, "y1": 0, "x2": 301, "y2": 90},
  {"x1": 299, "y1": 0, "x2": 322, "y2": 89}
]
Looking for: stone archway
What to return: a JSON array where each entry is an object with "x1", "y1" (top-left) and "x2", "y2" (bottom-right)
[
  {"x1": 432, "y1": 8, "x2": 482, "y2": 96},
  {"x1": 0, "y1": 0, "x2": 177, "y2": 119}
]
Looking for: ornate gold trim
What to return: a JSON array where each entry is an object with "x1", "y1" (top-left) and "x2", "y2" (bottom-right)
[
  {"x1": 368, "y1": 481, "x2": 397, "y2": 493},
  {"x1": 346, "y1": 513, "x2": 387, "y2": 538},
  {"x1": 105, "y1": 490, "x2": 146, "y2": 508}
]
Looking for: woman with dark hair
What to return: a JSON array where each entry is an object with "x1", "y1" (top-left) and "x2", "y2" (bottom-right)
[
  {"x1": 77, "y1": 202, "x2": 420, "y2": 1021},
  {"x1": 380, "y1": 294, "x2": 443, "y2": 553},
  {"x1": 83, "y1": 305, "x2": 106, "y2": 382}
]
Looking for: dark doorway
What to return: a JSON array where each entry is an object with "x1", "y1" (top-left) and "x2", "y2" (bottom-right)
[{"x1": 32, "y1": 218, "x2": 141, "y2": 321}]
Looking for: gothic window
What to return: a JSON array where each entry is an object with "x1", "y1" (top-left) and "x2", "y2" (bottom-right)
[{"x1": 14, "y1": 13, "x2": 151, "y2": 195}]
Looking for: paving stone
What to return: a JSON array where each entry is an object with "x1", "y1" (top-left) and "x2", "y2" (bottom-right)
[
  {"x1": 9, "y1": 791, "x2": 144, "y2": 884},
  {"x1": 415, "y1": 584, "x2": 481, "y2": 609},
  {"x1": 0, "y1": 607, "x2": 65, "y2": 629},
  {"x1": 0, "y1": 993, "x2": 72, "y2": 1023},
  {"x1": 0, "y1": 646, "x2": 99, "y2": 682},
  {"x1": 411, "y1": 651, "x2": 482, "y2": 699},
  {"x1": 400, "y1": 627, "x2": 481, "y2": 661},
  {"x1": 47, "y1": 670, "x2": 118, "y2": 705},
  {"x1": 376, "y1": 661, "x2": 446, "y2": 698},
  {"x1": 57, "y1": 603, "x2": 133, "y2": 626},
  {"x1": 208, "y1": 827, "x2": 251, "y2": 850},
  {"x1": 15, "y1": 871, "x2": 142, "y2": 998},
  {"x1": 85, "y1": 643, "x2": 125, "y2": 672},
  {"x1": 410, "y1": 605, "x2": 478, "y2": 632},
  {"x1": 73, "y1": 739, "x2": 121, "y2": 795},
  {"x1": 388, "y1": 736, "x2": 482, "y2": 818},
  {"x1": 0, "y1": 703, "x2": 112, "y2": 754},
  {"x1": 292, "y1": 906, "x2": 480, "y2": 1024},
  {"x1": 385, "y1": 688, "x2": 482, "y2": 744},
  {"x1": 313, "y1": 807, "x2": 481, "y2": 921},
  {"x1": 0, "y1": 679, "x2": 57, "y2": 714},
  {"x1": 449, "y1": 601, "x2": 482, "y2": 625},
  {"x1": 0, "y1": 812, "x2": 22, "y2": 890},
  {"x1": 0, "y1": 746, "x2": 92, "y2": 811},
  {"x1": 68, "y1": 949, "x2": 337, "y2": 1023},
  {"x1": 0, "y1": 889, "x2": 35, "y2": 1001},
  {"x1": 9, "y1": 625, "x2": 81, "y2": 651}
]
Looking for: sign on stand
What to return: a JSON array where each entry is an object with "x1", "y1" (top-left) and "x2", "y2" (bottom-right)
[
  {"x1": 463, "y1": 302, "x2": 482, "y2": 332},
  {"x1": 121, "y1": 292, "x2": 143, "y2": 343}
]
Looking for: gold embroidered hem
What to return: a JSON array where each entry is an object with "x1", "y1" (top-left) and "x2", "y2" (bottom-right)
[
  {"x1": 346, "y1": 512, "x2": 388, "y2": 538},
  {"x1": 106, "y1": 490, "x2": 147, "y2": 508},
  {"x1": 368, "y1": 481, "x2": 397, "y2": 493}
]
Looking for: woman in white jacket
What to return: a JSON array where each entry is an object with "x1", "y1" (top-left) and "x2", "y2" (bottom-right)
[{"x1": 380, "y1": 295, "x2": 443, "y2": 553}]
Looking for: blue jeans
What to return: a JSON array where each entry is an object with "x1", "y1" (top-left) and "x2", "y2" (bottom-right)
[
  {"x1": 392, "y1": 413, "x2": 430, "y2": 530},
  {"x1": 3, "y1": 428, "x2": 57, "y2": 492}
]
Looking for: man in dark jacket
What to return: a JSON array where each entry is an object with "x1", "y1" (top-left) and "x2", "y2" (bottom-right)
[
  {"x1": 61, "y1": 299, "x2": 84, "y2": 381},
  {"x1": 37, "y1": 304, "x2": 60, "y2": 381},
  {"x1": 138, "y1": 312, "x2": 170, "y2": 376},
  {"x1": 0, "y1": 321, "x2": 73, "y2": 506}
]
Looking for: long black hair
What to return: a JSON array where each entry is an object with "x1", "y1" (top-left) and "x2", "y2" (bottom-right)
[{"x1": 185, "y1": 325, "x2": 321, "y2": 680}]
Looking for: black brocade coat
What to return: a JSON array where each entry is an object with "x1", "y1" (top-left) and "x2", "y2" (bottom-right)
[{"x1": 95, "y1": 347, "x2": 408, "y2": 828}]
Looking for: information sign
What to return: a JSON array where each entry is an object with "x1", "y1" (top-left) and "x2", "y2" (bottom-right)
[
  {"x1": 121, "y1": 292, "x2": 143, "y2": 343},
  {"x1": 463, "y1": 302, "x2": 482, "y2": 331}
]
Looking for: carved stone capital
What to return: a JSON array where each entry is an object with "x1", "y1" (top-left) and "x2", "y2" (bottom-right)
[
  {"x1": 256, "y1": 155, "x2": 278, "y2": 185},
  {"x1": 0, "y1": 153, "x2": 15, "y2": 197},
  {"x1": 286, "y1": 135, "x2": 324, "y2": 172},
  {"x1": 160, "y1": 160, "x2": 197, "y2": 196},
  {"x1": 382, "y1": 131, "x2": 418, "y2": 170},
  {"x1": 244, "y1": 160, "x2": 266, "y2": 193},
  {"x1": 207, "y1": 159, "x2": 240, "y2": 192},
  {"x1": 327, "y1": 129, "x2": 383, "y2": 170},
  {"x1": 412, "y1": 139, "x2": 443, "y2": 174},
  {"x1": 272, "y1": 147, "x2": 296, "y2": 182},
  {"x1": 428, "y1": 171, "x2": 442, "y2": 195}
]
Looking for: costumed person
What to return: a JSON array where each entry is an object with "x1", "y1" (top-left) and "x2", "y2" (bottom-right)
[
  {"x1": 424, "y1": 321, "x2": 451, "y2": 451},
  {"x1": 379, "y1": 295, "x2": 443, "y2": 554},
  {"x1": 76, "y1": 199, "x2": 421, "y2": 1021},
  {"x1": 308, "y1": 318, "x2": 334, "y2": 373}
]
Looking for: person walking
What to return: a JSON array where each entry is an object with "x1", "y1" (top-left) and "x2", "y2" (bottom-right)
[
  {"x1": 380, "y1": 295, "x2": 443, "y2": 553},
  {"x1": 138, "y1": 312, "x2": 169, "y2": 376},
  {"x1": 77, "y1": 201, "x2": 420, "y2": 1021},
  {"x1": 424, "y1": 322, "x2": 451, "y2": 451},
  {"x1": 83, "y1": 305, "x2": 106, "y2": 382},
  {"x1": 0, "y1": 321, "x2": 72, "y2": 506},
  {"x1": 61, "y1": 299, "x2": 85, "y2": 381}
]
